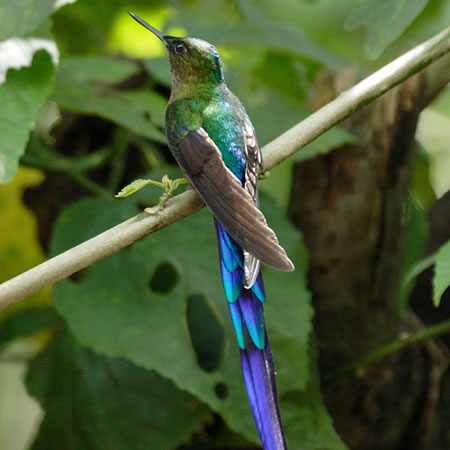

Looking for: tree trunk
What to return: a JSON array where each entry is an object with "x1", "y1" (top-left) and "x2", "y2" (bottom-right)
[{"x1": 288, "y1": 70, "x2": 436, "y2": 449}]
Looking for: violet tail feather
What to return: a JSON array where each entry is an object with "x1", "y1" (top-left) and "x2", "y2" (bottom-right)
[{"x1": 215, "y1": 220, "x2": 287, "y2": 450}]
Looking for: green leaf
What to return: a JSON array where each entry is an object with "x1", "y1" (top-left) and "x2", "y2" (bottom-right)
[
  {"x1": 259, "y1": 161, "x2": 294, "y2": 212},
  {"x1": 52, "y1": 57, "x2": 166, "y2": 143},
  {"x1": 294, "y1": 127, "x2": 357, "y2": 163},
  {"x1": 143, "y1": 57, "x2": 172, "y2": 88},
  {"x1": 0, "y1": 36, "x2": 58, "y2": 85},
  {"x1": 169, "y1": 0, "x2": 344, "y2": 69},
  {"x1": 0, "y1": 51, "x2": 55, "y2": 183},
  {"x1": 122, "y1": 89, "x2": 167, "y2": 128},
  {"x1": 259, "y1": 127, "x2": 356, "y2": 211},
  {"x1": 416, "y1": 109, "x2": 450, "y2": 198},
  {"x1": 55, "y1": 56, "x2": 139, "y2": 85},
  {"x1": 397, "y1": 198, "x2": 429, "y2": 314},
  {"x1": 115, "y1": 175, "x2": 188, "y2": 205},
  {"x1": 433, "y1": 239, "x2": 450, "y2": 307},
  {"x1": 0, "y1": 0, "x2": 56, "y2": 42},
  {"x1": 0, "y1": 18, "x2": 57, "y2": 86},
  {"x1": 282, "y1": 395, "x2": 346, "y2": 450},
  {"x1": 0, "y1": 307, "x2": 59, "y2": 348},
  {"x1": 281, "y1": 337, "x2": 346, "y2": 450},
  {"x1": 344, "y1": 0, "x2": 429, "y2": 59},
  {"x1": 411, "y1": 141, "x2": 436, "y2": 208},
  {"x1": 251, "y1": 50, "x2": 309, "y2": 103},
  {"x1": 115, "y1": 178, "x2": 162, "y2": 198},
  {"x1": 226, "y1": 68, "x2": 308, "y2": 146},
  {"x1": 26, "y1": 328, "x2": 211, "y2": 450},
  {"x1": 49, "y1": 193, "x2": 314, "y2": 445},
  {"x1": 430, "y1": 86, "x2": 450, "y2": 119}
]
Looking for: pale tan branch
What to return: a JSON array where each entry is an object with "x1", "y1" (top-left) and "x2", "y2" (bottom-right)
[{"x1": 0, "y1": 27, "x2": 449, "y2": 311}]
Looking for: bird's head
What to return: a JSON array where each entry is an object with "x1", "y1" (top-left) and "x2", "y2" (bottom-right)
[{"x1": 129, "y1": 12, "x2": 224, "y2": 87}]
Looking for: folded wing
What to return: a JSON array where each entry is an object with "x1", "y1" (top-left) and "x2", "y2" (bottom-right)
[{"x1": 176, "y1": 128, "x2": 294, "y2": 273}]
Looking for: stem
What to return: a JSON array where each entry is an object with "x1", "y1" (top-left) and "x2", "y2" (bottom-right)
[
  {"x1": 69, "y1": 172, "x2": 111, "y2": 198},
  {"x1": 22, "y1": 140, "x2": 110, "y2": 173},
  {"x1": 323, "y1": 319, "x2": 450, "y2": 386},
  {"x1": 106, "y1": 129, "x2": 130, "y2": 192},
  {"x1": 22, "y1": 144, "x2": 112, "y2": 197},
  {"x1": 0, "y1": 27, "x2": 449, "y2": 311}
]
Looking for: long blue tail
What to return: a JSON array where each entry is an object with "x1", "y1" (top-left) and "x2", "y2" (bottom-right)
[{"x1": 215, "y1": 220, "x2": 287, "y2": 450}]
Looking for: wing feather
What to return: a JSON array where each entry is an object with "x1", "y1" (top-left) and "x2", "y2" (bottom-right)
[
  {"x1": 242, "y1": 119, "x2": 263, "y2": 287},
  {"x1": 177, "y1": 128, "x2": 294, "y2": 273}
]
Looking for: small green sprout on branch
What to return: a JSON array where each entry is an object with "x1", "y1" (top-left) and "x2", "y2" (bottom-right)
[{"x1": 116, "y1": 175, "x2": 189, "y2": 214}]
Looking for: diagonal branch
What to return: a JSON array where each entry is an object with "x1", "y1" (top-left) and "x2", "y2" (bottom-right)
[
  {"x1": 0, "y1": 27, "x2": 449, "y2": 311},
  {"x1": 263, "y1": 26, "x2": 450, "y2": 169}
]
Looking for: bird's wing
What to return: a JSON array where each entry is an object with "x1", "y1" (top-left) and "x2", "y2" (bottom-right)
[
  {"x1": 242, "y1": 119, "x2": 263, "y2": 287},
  {"x1": 174, "y1": 127, "x2": 294, "y2": 272}
]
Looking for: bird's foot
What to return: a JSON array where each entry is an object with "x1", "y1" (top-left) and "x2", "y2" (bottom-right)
[{"x1": 115, "y1": 175, "x2": 189, "y2": 214}]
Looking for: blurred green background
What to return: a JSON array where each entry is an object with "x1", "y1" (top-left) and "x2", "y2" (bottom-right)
[{"x1": 0, "y1": 1, "x2": 449, "y2": 449}]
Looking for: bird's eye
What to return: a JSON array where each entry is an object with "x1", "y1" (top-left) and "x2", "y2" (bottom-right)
[{"x1": 174, "y1": 42, "x2": 187, "y2": 55}]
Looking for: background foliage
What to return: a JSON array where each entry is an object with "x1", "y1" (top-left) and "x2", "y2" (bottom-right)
[{"x1": 0, "y1": 0, "x2": 449, "y2": 449}]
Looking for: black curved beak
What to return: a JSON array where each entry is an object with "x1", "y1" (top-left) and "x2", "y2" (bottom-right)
[{"x1": 128, "y1": 11, "x2": 168, "y2": 47}]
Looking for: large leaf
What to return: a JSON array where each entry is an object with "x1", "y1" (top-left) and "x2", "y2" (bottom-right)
[
  {"x1": 55, "y1": 56, "x2": 139, "y2": 84},
  {"x1": 0, "y1": 3, "x2": 59, "y2": 84},
  {"x1": 282, "y1": 339, "x2": 346, "y2": 450},
  {"x1": 397, "y1": 198, "x2": 429, "y2": 314},
  {"x1": 433, "y1": 239, "x2": 450, "y2": 307},
  {"x1": 168, "y1": 0, "x2": 344, "y2": 69},
  {"x1": 0, "y1": 0, "x2": 56, "y2": 42},
  {"x1": 0, "y1": 36, "x2": 58, "y2": 85},
  {"x1": 430, "y1": 87, "x2": 450, "y2": 120},
  {"x1": 411, "y1": 141, "x2": 436, "y2": 209},
  {"x1": 0, "y1": 51, "x2": 55, "y2": 183},
  {"x1": 0, "y1": 307, "x2": 59, "y2": 348},
  {"x1": 417, "y1": 109, "x2": 450, "y2": 198},
  {"x1": 26, "y1": 327, "x2": 211, "y2": 450},
  {"x1": 52, "y1": 56, "x2": 166, "y2": 142},
  {"x1": 143, "y1": 57, "x2": 172, "y2": 88},
  {"x1": 254, "y1": 0, "x2": 450, "y2": 68},
  {"x1": 344, "y1": 0, "x2": 429, "y2": 59},
  {"x1": 49, "y1": 192, "x2": 316, "y2": 445}
]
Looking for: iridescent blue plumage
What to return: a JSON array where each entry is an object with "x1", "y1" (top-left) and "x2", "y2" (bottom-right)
[
  {"x1": 215, "y1": 221, "x2": 266, "y2": 348},
  {"x1": 210, "y1": 116, "x2": 286, "y2": 449},
  {"x1": 129, "y1": 12, "x2": 294, "y2": 449},
  {"x1": 215, "y1": 217, "x2": 287, "y2": 450}
]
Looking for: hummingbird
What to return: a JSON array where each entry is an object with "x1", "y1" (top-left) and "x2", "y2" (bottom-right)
[{"x1": 129, "y1": 12, "x2": 294, "y2": 450}]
